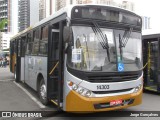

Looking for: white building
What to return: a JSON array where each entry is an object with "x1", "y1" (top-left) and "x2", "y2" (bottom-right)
[
  {"x1": 142, "y1": 16, "x2": 151, "y2": 30},
  {"x1": 0, "y1": 0, "x2": 18, "y2": 51},
  {"x1": 54, "y1": 0, "x2": 135, "y2": 12},
  {"x1": 0, "y1": 33, "x2": 12, "y2": 50},
  {"x1": 39, "y1": 0, "x2": 56, "y2": 21},
  {"x1": 10, "y1": 0, "x2": 18, "y2": 35},
  {"x1": 121, "y1": 1, "x2": 135, "y2": 11},
  {"x1": 30, "y1": 0, "x2": 39, "y2": 26},
  {"x1": 18, "y1": 0, "x2": 39, "y2": 32}
]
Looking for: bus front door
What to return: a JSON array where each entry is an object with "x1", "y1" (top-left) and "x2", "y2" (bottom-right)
[{"x1": 47, "y1": 28, "x2": 60, "y2": 105}]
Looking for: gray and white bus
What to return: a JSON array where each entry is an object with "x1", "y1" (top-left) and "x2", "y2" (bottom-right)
[{"x1": 10, "y1": 4, "x2": 143, "y2": 112}]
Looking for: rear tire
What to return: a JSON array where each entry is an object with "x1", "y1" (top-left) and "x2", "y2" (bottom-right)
[{"x1": 38, "y1": 78, "x2": 49, "y2": 105}]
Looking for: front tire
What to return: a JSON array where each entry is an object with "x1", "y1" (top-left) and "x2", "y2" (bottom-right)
[{"x1": 38, "y1": 78, "x2": 49, "y2": 105}]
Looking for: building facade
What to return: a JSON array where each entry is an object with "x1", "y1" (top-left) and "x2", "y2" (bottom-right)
[
  {"x1": 121, "y1": 1, "x2": 135, "y2": 11},
  {"x1": 10, "y1": 0, "x2": 18, "y2": 35},
  {"x1": 39, "y1": 0, "x2": 55, "y2": 21},
  {"x1": 0, "y1": 0, "x2": 18, "y2": 50},
  {"x1": 39, "y1": 0, "x2": 46, "y2": 21},
  {"x1": 0, "y1": 32, "x2": 11, "y2": 50},
  {"x1": 54, "y1": 0, "x2": 135, "y2": 12},
  {"x1": 18, "y1": 0, "x2": 39, "y2": 32},
  {"x1": 18, "y1": 0, "x2": 29, "y2": 32},
  {"x1": 142, "y1": 16, "x2": 151, "y2": 30},
  {"x1": 0, "y1": 0, "x2": 9, "y2": 32}
]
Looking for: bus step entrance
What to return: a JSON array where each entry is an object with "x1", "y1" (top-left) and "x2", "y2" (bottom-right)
[
  {"x1": 143, "y1": 41, "x2": 159, "y2": 92},
  {"x1": 48, "y1": 75, "x2": 59, "y2": 99},
  {"x1": 50, "y1": 99, "x2": 63, "y2": 107},
  {"x1": 147, "y1": 42, "x2": 158, "y2": 91}
]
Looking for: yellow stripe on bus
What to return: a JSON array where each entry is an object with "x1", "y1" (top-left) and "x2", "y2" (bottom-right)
[
  {"x1": 144, "y1": 87, "x2": 157, "y2": 92},
  {"x1": 50, "y1": 100, "x2": 58, "y2": 106},
  {"x1": 49, "y1": 62, "x2": 59, "y2": 75}
]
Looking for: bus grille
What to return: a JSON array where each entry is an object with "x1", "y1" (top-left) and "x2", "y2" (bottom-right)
[{"x1": 87, "y1": 73, "x2": 140, "y2": 83}]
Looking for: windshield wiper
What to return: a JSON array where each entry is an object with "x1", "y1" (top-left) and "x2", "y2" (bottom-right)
[
  {"x1": 83, "y1": 34, "x2": 91, "y2": 70},
  {"x1": 119, "y1": 28, "x2": 133, "y2": 61},
  {"x1": 92, "y1": 21, "x2": 110, "y2": 62}
]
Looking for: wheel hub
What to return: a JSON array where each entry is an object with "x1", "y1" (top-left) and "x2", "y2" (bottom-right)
[{"x1": 40, "y1": 84, "x2": 46, "y2": 100}]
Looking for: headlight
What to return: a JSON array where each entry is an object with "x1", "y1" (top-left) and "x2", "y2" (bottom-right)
[
  {"x1": 78, "y1": 87, "x2": 84, "y2": 94},
  {"x1": 133, "y1": 84, "x2": 142, "y2": 93},
  {"x1": 85, "y1": 90, "x2": 92, "y2": 97},
  {"x1": 72, "y1": 84, "x2": 78, "y2": 90},
  {"x1": 68, "y1": 81, "x2": 93, "y2": 97}
]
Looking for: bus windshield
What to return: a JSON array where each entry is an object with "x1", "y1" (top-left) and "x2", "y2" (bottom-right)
[{"x1": 67, "y1": 26, "x2": 142, "y2": 72}]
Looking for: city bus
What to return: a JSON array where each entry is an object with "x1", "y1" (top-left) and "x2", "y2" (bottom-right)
[
  {"x1": 143, "y1": 33, "x2": 160, "y2": 92},
  {"x1": 10, "y1": 4, "x2": 143, "y2": 112}
]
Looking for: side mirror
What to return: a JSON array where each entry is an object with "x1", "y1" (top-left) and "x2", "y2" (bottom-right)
[{"x1": 63, "y1": 26, "x2": 72, "y2": 43}]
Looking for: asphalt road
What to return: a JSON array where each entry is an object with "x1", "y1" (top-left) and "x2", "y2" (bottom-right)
[{"x1": 0, "y1": 67, "x2": 160, "y2": 119}]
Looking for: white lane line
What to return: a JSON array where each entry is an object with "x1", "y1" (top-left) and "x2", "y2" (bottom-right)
[
  {"x1": 13, "y1": 81, "x2": 46, "y2": 109},
  {"x1": 0, "y1": 79, "x2": 14, "y2": 82}
]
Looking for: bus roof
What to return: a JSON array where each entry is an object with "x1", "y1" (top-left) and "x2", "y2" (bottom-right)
[{"x1": 11, "y1": 4, "x2": 140, "y2": 40}]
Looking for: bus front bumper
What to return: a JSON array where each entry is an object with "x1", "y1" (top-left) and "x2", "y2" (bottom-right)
[{"x1": 66, "y1": 89, "x2": 142, "y2": 112}]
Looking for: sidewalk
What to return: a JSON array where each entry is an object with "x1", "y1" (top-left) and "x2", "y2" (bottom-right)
[
  {"x1": 0, "y1": 66, "x2": 14, "y2": 80},
  {"x1": 0, "y1": 67, "x2": 41, "y2": 111},
  {"x1": 0, "y1": 80, "x2": 41, "y2": 111}
]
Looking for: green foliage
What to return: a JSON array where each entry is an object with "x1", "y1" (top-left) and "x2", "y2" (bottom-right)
[
  {"x1": 0, "y1": 19, "x2": 7, "y2": 30},
  {"x1": 2, "y1": 48, "x2": 9, "y2": 51}
]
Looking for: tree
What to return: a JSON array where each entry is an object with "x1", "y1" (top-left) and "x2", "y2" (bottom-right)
[
  {"x1": 0, "y1": 19, "x2": 7, "y2": 30},
  {"x1": 0, "y1": 19, "x2": 8, "y2": 51}
]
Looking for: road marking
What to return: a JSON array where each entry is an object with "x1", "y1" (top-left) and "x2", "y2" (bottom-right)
[
  {"x1": 13, "y1": 81, "x2": 46, "y2": 109},
  {"x1": 0, "y1": 79, "x2": 14, "y2": 82}
]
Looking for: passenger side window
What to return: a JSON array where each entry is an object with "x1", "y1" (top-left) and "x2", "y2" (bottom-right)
[
  {"x1": 39, "y1": 41, "x2": 48, "y2": 55},
  {"x1": 39, "y1": 26, "x2": 48, "y2": 56},
  {"x1": 26, "y1": 33, "x2": 33, "y2": 55},
  {"x1": 32, "y1": 29, "x2": 40, "y2": 55},
  {"x1": 18, "y1": 39, "x2": 21, "y2": 57},
  {"x1": 21, "y1": 37, "x2": 26, "y2": 57},
  {"x1": 32, "y1": 42, "x2": 39, "y2": 55}
]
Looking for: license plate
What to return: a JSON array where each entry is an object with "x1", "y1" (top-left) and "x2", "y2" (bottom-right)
[{"x1": 110, "y1": 99, "x2": 123, "y2": 106}]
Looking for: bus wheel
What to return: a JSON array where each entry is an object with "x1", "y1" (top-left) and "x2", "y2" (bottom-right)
[
  {"x1": 14, "y1": 66, "x2": 16, "y2": 81},
  {"x1": 38, "y1": 78, "x2": 49, "y2": 105}
]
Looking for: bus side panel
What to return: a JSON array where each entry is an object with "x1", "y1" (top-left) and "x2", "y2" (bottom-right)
[
  {"x1": 24, "y1": 55, "x2": 47, "y2": 91},
  {"x1": 21, "y1": 57, "x2": 25, "y2": 82},
  {"x1": 34, "y1": 56, "x2": 47, "y2": 91},
  {"x1": 24, "y1": 55, "x2": 29, "y2": 85}
]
